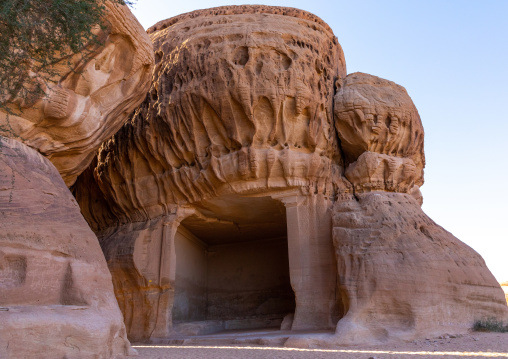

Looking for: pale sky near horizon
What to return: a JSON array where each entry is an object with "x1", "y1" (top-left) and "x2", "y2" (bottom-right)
[{"x1": 131, "y1": 0, "x2": 508, "y2": 282}]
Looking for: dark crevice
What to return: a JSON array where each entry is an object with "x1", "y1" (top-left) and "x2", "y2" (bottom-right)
[{"x1": 331, "y1": 75, "x2": 359, "y2": 202}]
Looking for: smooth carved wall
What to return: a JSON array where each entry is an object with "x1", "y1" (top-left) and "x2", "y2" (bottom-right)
[
  {"x1": 205, "y1": 237, "x2": 294, "y2": 322},
  {"x1": 173, "y1": 227, "x2": 294, "y2": 326},
  {"x1": 173, "y1": 228, "x2": 208, "y2": 323},
  {"x1": 0, "y1": 137, "x2": 133, "y2": 358}
]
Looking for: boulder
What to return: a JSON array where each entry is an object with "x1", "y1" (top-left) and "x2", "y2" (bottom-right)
[
  {"x1": 0, "y1": 136, "x2": 134, "y2": 358},
  {"x1": 334, "y1": 72, "x2": 425, "y2": 174}
]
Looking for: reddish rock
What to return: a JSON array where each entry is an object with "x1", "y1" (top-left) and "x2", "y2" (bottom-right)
[
  {"x1": 72, "y1": 5, "x2": 508, "y2": 346},
  {"x1": 0, "y1": 136, "x2": 134, "y2": 358},
  {"x1": 330, "y1": 192, "x2": 508, "y2": 344}
]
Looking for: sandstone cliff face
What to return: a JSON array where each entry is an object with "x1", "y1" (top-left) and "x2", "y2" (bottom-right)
[
  {"x1": 82, "y1": 4, "x2": 347, "y2": 227},
  {"x1": 0, "y1": 137, "x2": 133, "y2": 358},
  {"x1": 331, "y1": 192, "x2": 507, "y2": 344},
  {"x1": 73, "y1": 5, "x2": 508, "y2": 345},
  {"x1": 74, "y1": 5, "x2": 347, "y2": 341},
  {"x1": 0, "y1": 3, "x2": 153, "y2": 357},
  {"x1": 0, "y1": 2, "x2": 154, "y2": 186}
]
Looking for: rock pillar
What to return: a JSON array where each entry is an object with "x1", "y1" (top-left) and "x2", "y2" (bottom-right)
[
  {"x1": 273, "y1": 191, "x2": 337, "y2": 330},
  {"x1": 151, "y1": 208, "x2": 194, "y2": 338},
  {"x1": 99, "y1": 207, "x2": 194, "y2": 341}
]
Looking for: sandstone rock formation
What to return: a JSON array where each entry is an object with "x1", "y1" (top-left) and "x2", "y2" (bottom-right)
[
  {"x1": 75, "y1": 5, "x2": 347, "y2": 341},
  {"x1": 89, "y1": 4, "x2": 347, "y2": 219},
  {"x1": 335, "y1": 72, "x2": 424, "y2": 200},
  {"x1": 334, "y1": 73, "x2": 424, "y2": 170},
  {"x1": 0, "y1": 1, "x2": 154, "y2": 186},
  {"x1": 331, "y1": 192, "x2": 508, "y2": 344},
  {"x1": 73, "y1": 5, "x2": 508, "y2": 345},
  {"x1": 0, "y1": 3, "x2": 153, "y2": 357},
  {"x1": 0, "y1": 136, "x2": 134, "y2": 358},
  {"x1": 327, "y1": 72, "x2": 507, "y2": 343}
]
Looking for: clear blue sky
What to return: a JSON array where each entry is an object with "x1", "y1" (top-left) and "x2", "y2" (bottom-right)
[{"x1": 131, "y1": 1, "x2": 508, "y2": 282}]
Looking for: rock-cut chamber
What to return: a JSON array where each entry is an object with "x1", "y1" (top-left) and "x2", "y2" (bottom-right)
[{"x1": 172, "y1": 195, "x2": 295, "y2": 333}]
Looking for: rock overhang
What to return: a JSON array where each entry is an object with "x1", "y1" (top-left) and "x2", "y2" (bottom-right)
[
  {"x1": 70, "y1": 5, "x2": 508, "y2": 345},
  {"x1": 83, "y1": 4, "x2": 353, "y2": 228}
]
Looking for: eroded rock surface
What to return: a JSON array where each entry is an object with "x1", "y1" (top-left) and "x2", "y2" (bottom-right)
[
  {"x1": 334, "y1": 72, "x2": 425, "y2": 197},
  {"x1": 334, "y1": 73, "x2": 424, "y2": 169},
  {"x1": 330, "y1": 192, "x2": 508, "y2": 344},
  {"x1": 82, "y1": 4, "x2": 347, "y2": 225},
  {"x1": 0, "y1": 2, "x2": 154, "y2": 186},
  {"x1": 73, "y1": 5, "x2": 508, "y2": 346},
  {"x1": 327, "y1": 72, "x2": 507, "y2": 344},
  {"x1": 0, "y1": 136, "x2": 133, "y2": 358},
  {"x1": 75, "y1": 5, "x2": 347, "y2": 341}
]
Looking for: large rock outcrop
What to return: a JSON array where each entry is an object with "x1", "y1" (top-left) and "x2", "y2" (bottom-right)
[
  {"x1": 325, "y1": 73, "x2": 507, "y2": 344},
  {"x1": 74, "y1": 5, "x2": 508, "y2": 345},
  {"x1": 75, "y1": 5, "x2": 348, "y2": 341},
  {"x1": 85, "y1": 4, "x2": 347, "y2": 224},
  {"x1": 0, "y1": 2, "x2": 153, "y2": 357},
  {"x1": 331, "y1": 192, "x2": 507, "y2": 344},
  {"x1": 0, "y1": 2, "x2": 154, "y2": 186},
  {"x1": 0, "y1": 136, "x2": 134, "y2": 358}
]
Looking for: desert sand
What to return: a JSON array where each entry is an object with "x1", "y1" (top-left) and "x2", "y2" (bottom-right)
[{"x1": 134, "y1": 332, "x2": 508, "y2": 358}]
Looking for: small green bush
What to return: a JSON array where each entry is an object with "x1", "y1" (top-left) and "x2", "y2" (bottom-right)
[
  {"x1": 0, "y1": 0, "x2": 134, "y2": 110},
  {"x1": 473, "y1": 318, "x2": 508, "y2": 333}
]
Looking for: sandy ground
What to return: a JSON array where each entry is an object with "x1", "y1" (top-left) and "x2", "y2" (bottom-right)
[{"x1": 133, "y1": 332, "x2": 508, "y2": 359}]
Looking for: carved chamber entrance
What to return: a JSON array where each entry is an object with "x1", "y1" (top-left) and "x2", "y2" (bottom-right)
[{"x1": 171, "y1": 195, "x2": 295, "y2": 334}]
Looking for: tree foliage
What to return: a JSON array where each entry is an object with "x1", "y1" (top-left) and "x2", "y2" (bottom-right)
[{"x1": 0, "y1": 0, "x2": 134, "y2": 110}]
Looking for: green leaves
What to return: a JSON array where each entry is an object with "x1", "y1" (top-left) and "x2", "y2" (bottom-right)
[{"x1": 0, "y1": 0, "x2": 135, "y2": 111}]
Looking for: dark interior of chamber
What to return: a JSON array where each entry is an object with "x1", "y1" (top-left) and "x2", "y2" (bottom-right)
[{"x1": 172, "y1": 195, "x2": 295, "y2": 333}]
